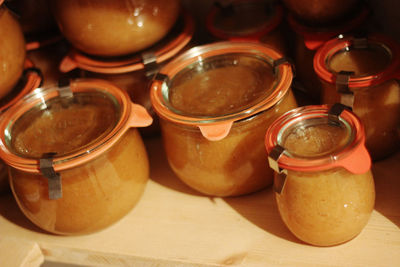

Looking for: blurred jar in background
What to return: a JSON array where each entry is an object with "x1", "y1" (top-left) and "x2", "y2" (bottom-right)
[{"x1": 314, "y1": 34, "x2": 400, "y2": 160}]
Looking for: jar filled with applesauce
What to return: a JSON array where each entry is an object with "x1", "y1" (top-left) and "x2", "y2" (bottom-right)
[
  {"x1": 206, "y1": 0, "x2": 288, "y2": 55},
  {"x1": 0, "y1": 79, "x2": 153, "y2": 235},
  {"x1": 0, "y1": 59, "x2": 42, "y2": 194},
  {"x1": 314, "y1": 34, "x2": 400, "y2": 160},
  {"x1": 150, "y1": 42, "x2": 297, "y2": 197},
  {"x1": 49, "y1": 0, "x2": 180, "y2": 57},
  {"x1": 59, "y1": 11, "x2": 195, "y2": 136},
  {"x1": 0, "y1": 0, "x2": 26, "y2": 99},
  {"x1": 288, "y1": 6, "x2": 368, "y2": 103},
  {"x1": 265, "y1": 104, "x2": 375, "y2": 246},
  {"x1": 282, "y1": 0, "x2": 361, "y2": 26}
]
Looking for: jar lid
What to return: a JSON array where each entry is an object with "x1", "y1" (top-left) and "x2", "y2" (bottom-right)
[
  {"x1": 59, "y1": 10, "x2": 194, "y2": 74},
  {"x1": 265, "y1": 104, "x2": 371, "y2": 174},
  {"x1": 314, "y1": 34, "x2": 400, "y2": 88},
  {"x1": 151, "y1": 41, "x2": 293, "y2": 141},
  {"x1": 0, "y1": 78, "x2": 152, "y2": 174},
  {"x1": 0, "y1": 59, "x2": 42, "y2": 113},
  {"x1": 206, "y1": 0, "x2": 283, "y2": 41},
  {"x1": 287, "y1": 6, "x2": 369, "y2": 50}
]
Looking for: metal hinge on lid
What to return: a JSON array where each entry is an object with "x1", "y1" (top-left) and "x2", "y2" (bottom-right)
[
  {"x1": 39, "y1": 153, "x2": 62, "y2": 200},
  {"x1": 142, "y1": 52, "x2": 160, "y2": 78},
  {"x1": 268, "y1": 144, "x2": 288, "y2": 194},
  {"x1": 336, "y1": 70, "x2": 355, "y2": 108}
]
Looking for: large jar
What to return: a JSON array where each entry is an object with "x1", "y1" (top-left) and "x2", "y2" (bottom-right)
[
  {"x1": 0, "y1": 79, "x2": 153, "y2": 235},
  {"x1": 50, "y1": 0, "x2": 180, "y2": 57},
  {"x1": 282, "y1": 0, "x2": 360, "y2": 25},
  {"x1": 151, "y1": 42, "x2": 297, "y2": 197},
  {"x1": 206, "y1": 0, "x2": 288, "y2": 55},
  {"x1": 265, "y1": 104, "x2": 375, "y2": 246},
  {"x1": 0, "y1": 59, "x2": 42, "y2": 194},
  {"x1": 288, "y1": 7, "x2": 368, "y2": 103},
  {"x1": 0, "y1": 1, "x2": 26, "y2": 99},
  {"x1": 59, "y1": 11, "x2": 195, "y2": 136},
  {"x1": 314, "y1": 34, "x2": 400, "y2": 160}
]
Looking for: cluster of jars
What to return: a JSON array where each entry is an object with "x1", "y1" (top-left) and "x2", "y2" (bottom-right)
[{"x1": 0, "y1": 0, "x2": 398, "y2": 247}]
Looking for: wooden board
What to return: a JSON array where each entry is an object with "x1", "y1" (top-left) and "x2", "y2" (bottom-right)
[{"x1": 0, "y1": 137, "x2": 399, "y2": 267}]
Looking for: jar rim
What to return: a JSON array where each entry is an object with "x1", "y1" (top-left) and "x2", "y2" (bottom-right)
[
  {"x1": 59, "y1": 9, "x2": 195, "y2": 74},
  {"x1": 0, "y1": 78, "x2": 152, "y2": 173},
  {"x1": 313, "y1": 34, "x2": 400, "y2": 88},
  {"x1": 265, "y1": 105, "x2": 371, "y2": 174},
  {"x1": 206, "y1": 0, "x2": 283, "y2": 41}
]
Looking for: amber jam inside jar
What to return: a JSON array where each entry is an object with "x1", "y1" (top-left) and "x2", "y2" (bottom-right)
[
  {"x1": 0, "y1": 4, "x2": 26, "y2": 99},
  {"x1": 206, "y1": 1, "x2": 287, "y2": 55},
  {"x1": 314, "y1": 34, "x2": 400, "y2": 160},
  {"x1": 50, "y1": 0, "x2": 180, "y2": 57},
  {"x1": 265, "y1": 105, "x2": 375, "y2": 246},
  {"x1": 151, "y1": 42, "x2": 297, "y2": 197},
  {"x1": 0, "y1": 79, "x2": 152, "y2": 235}
]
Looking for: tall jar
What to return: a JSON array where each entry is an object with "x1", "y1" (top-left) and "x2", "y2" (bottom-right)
[
  {"x1": 59, "y1": 11, "x2": 195, "y2": 136},
  {"x1": 314, "y1": 34, "x2": 400, "y2": 160},
  {"x1": 265, "y1": 104, "x2": 375, "y2": 246},
  {"x1": 151, "y1": 42, "x2": 297, "y2": 197},
  {"x1": 288, "y1": 7, "x2": 368, "y2": 102},
  {"x1": 0, "y1": 0, "x2": 26, "y2": 99},
  {"x1": 206, "y1": 0, "x2": 288, "y2": 55},
  {"x1": 0, "y1": 79, "x2": 153, "y2": 235},
  {"x1": 50, "y1": 0, "x2": 180, "y2": 57}
]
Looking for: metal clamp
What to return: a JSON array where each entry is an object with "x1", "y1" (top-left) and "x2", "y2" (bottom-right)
[
  {"x1": 273, "y1": 57, "x2": 296, "y2": 78},
  {"x1": 328, "y1": 103, "x2": 350, "y2": 125},
  {"x1": 39, "y1": 153, "x2": 62, "y2": 200},
  {"x1": 268, "y1": 145, "x2": 288, "y2": 194},
  {"x1": 57, "y1": 78, "x2": 73, "y2": 98},
  {"x1": 336, "y1": 71, "x2": 355, "y2": 108},
  {"x1": 142, "y1": 52, "x2": 160, "y2": 78}
]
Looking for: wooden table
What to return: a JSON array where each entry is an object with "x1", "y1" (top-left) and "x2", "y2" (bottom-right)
[{"x1": 0, "y1": 137, "x2": 399, "y2": 267}]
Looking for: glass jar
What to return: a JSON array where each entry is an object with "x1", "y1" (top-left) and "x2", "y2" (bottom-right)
[
  {"x1": 282, "y1": 0, "x2": 360, "y2": 25},
  {"x1": 151, "y1": 42, "x2": 297, "y2": 196},
  {"x1": 0, "y1": 1, "x2": 26, "y2": 99},
  {"x1": 59, "y1": 11, "x2": 194, "y2": 136},
  {"x1": 314, "y1": 34, "x2": 400, "y2": 160},
  {"x1": 49, "y1": 0, "x2": 180, "y2": 57},
  {"x1": 0, "y1": 79, "x2": 153, "y2": 235},
  {"x1": 206, "y1": 0, "x2": 288, "y2": 55},
  {"x1": 0, "y1": 59, "x2": 42, "y2": 194},
  {"x1": 265, "y1": 104, "x2": 375, "y2": 246},
  {"x1": 288, "y1": 7, "x2": 368, "y2": 103}
]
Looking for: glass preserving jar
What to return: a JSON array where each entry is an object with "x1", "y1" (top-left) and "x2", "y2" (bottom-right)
[
  {"x1": 0, "y1": 1, "x2": 26, "y2": 99},
  {"x1": 59, "y1": 11, "x2": 194, "y2": 136},
  {"x1": 206, "y1": 0, "x2": 288, "y2": 55},
  {"x1": 282, "y1": 0, "x2": 360, "y2": 25},
  {"x1": 49, "y1": 0, "x2": 180, "y2": 57},
  {"x1": 0, "y1": 79, "x2": 152, "y2": 235},
  {"x1": 288, "y1": 7, "x2": 368, "y2": 103},
  {"x1": 265, "y1": 104, "x2": 375, "y2": 246},
  {"x1": 314, "y1": 34, "x2": 400, "y2": 160},
  {"x1": 151, "y1": 42, "x2": 297, "y2": 197},
  {"x1": 0, "y1": 59, "x2": 42, "y2": 194}
]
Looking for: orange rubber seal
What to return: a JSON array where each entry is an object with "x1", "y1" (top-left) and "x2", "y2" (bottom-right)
[
  {"x1": 0, "y1": 78, "x2": 152, "y2": 173},
  {"x1": 265, "y1": 105, "x2": 371, "y2": 174},
  {"x1": 206, "y1": 1, "x2": 283, "y2": 41},
  {"x1": 314, "y1": 34, "x2": 400, "y2": 88},
  {"x1": 287, "y1": 6, "x2": 369, "y2": 50},
  {"x1": 59, "y1": 9, "x2": 195, "y2": 74}
]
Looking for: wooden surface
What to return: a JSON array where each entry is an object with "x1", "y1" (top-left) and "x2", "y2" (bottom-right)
[{"x1": 0, "y1": 137, "x2": 399, "y2": 267}]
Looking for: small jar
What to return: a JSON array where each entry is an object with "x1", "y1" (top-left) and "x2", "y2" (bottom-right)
[
  {"x1": 265, "y1": 104, "x2": 375, "y2": 246},
  {"x1": 59, "y1": 11, "x2": 194, "y2": 136},
  {"x1": 314, "y1": 34, "x2": 400, "y2": 160},
  {"x1": 288, "y1": 7, "x2": 368, "y2": 102},
  {"x1": 0, "y1": 1, "x2": 26, "y2": 99},
  {"x1": 0, "y1": 59, "x2": 42, "y2": 194},
  {"x1": 282, "y1": 0, "x2": 360, "y2": 25},
  {"x1": 151, "y1": 42, "x2": 297, "y2": 196},
  {"x1": 50, "y1": 0, "x2": 180, "y2": 57},
  {"x1": 206, "y1": 0, "x2": 288, "y2": 55},
  {"x1": 0, "y1": 79, "x2": 153, "y2": 235}
]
